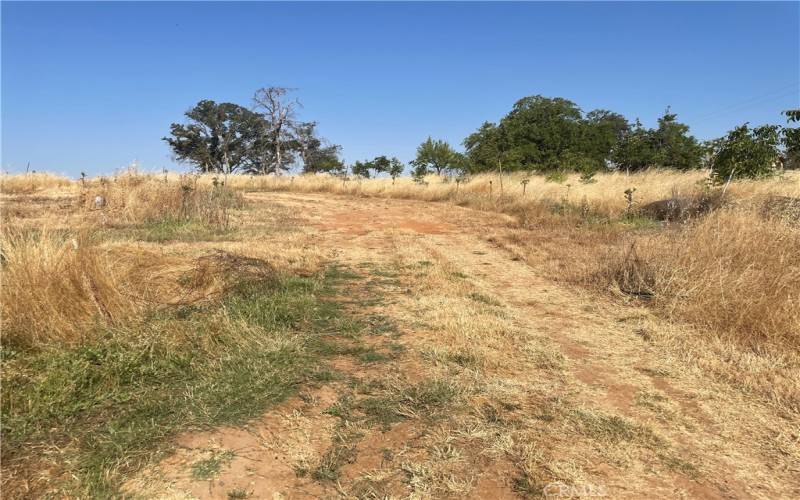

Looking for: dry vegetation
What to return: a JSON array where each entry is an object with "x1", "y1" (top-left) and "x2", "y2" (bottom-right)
[
  {"x1": 1, "y1": 168, "x2": 798, "y2": 497},
  {"x1": 0, "y1": 172, "x2": 74, "y2": 195},
  {"x1": 218, "y1": 168, "x2": 800, "y2": 358}
]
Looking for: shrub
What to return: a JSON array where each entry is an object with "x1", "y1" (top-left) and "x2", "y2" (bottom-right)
[{"x1": 709, "y1": 124, "x2": 782, "y2": 183}]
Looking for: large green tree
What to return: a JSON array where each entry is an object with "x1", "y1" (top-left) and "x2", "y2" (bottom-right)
[
  {"x1": 612, "y1": 111, "x2": 702, "y2": 173},
  {"x1": 582, "y1": 109, "x2": 630, "y2": 170},
  {"x1": 463, "y1": 122, "x2": 510, "y2": 173},
  {"x1": 163, "y1": 100, "x2": 261, "y2": 174},
  {"x1": 463, "y1": 96, "x2": 704, "y2": 174},
  {"x1": 498, "y1": 95, "x2": 585, "y2": 170}
]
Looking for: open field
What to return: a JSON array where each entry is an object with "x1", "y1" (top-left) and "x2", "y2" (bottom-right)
[{"x1": 1, "y1": 170, "x2": 799, "y2": 498}]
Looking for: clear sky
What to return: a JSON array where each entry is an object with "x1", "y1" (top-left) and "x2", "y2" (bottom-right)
[{"x1": 2, "y1": 1, "x2": 799, "y2": 177}]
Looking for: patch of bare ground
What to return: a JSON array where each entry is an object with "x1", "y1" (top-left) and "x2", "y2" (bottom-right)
[{"x1": 129, "y1": 192, "x2": 798, "y2": 499}]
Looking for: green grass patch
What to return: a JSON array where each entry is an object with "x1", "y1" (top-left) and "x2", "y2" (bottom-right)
[
  {"x1": 191, "y1": 449, "x2": 235, "y2": 480},
  {"x1": 99, "y1": 217, "x2": 239, "y2": 242},
  {"x1": 358, "y1": 349, "x2": 394, "y2": 364},
  {"x1": 1, "y1": 267, "x2": 358, "y2": 496},
  {"x1": 312, "y1": 426, "x2": 362, "y2": 481}
]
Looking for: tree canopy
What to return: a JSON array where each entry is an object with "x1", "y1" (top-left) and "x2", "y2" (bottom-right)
[
  {"x1": 164, "y1": 87, "x2": 342, "y2": 175},
  {"x1": 163, "y1": 100, "x2": 262, "y2": 174},
  {"x1": 410, "y1": 137, "x2": 464, "y2": 177},
  {"x1": 462, "y1": 96, "x2": 704, "y2": 174}
]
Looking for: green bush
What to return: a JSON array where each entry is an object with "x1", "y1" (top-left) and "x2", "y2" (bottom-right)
[{"x1": 708, "y1": 124, "x2": 782, "y2": 183}]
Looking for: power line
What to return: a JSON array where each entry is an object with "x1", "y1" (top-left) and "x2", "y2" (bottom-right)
[{"x1": 692, "y1": 82, "x2": 799, "y2": 121}]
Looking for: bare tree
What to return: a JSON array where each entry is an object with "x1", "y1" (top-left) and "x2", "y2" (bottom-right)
[{"x1": 252, "y1": 87, "x2": 300, "y2": 174}]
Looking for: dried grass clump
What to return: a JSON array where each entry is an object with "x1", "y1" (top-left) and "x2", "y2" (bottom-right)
[
  {"x1": 0, "y1": 173, "x2": 74, "y2": 194},
  {"x1": 81, "y1": 174, "x2": 243, "y2": 227},
  {"x1": 602, "y1": 210, "x2": 800, "y2": 352},
  {"x1": 0, "y1": 228, "x2": 274, "y2": 347}
]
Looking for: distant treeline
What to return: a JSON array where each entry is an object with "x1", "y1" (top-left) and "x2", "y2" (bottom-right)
[{"x1": 164, "y1": 89, "x2": 799, "y2": 182}]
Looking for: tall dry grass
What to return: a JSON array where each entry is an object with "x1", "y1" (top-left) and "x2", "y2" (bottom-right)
[
  {"x1": 79, "y1": 173, "x2": 243, "y2": 227},
  {"x1": 0, "y1": 227, "x2": 270, "y2": 347},
  {"x1": 219, "y1": 169, "x2": 800, "y2": 217},
  {"x1": 0, "y1": 173, "x2": 74, "y2": 194},
  {"x1": 603, "y1": 210, "x2": 800, "y2": 353}
]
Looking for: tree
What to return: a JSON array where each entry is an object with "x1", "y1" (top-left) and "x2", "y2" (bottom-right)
[
  {"x1": 463, "y1": 96, "x2": 705, "y2": 174},
  {"x1": 252, "y1": 86, "x2": 300, "y2": 174},
  {"x1": 294, "y1": 121, "x2": 344, "y2": 174},
  {"x1": 351, "y1": 160, "x2": 371, "y2": 179},
  {"x1": 387, "y1": 157, "x2": 404, "y2": 183},
  {"x1": 708, "y1": 124, "x2": 782, "y2": 183},
  {"x1": 610, "y1": 110, "x2": 702, "y2": 173},
  {"x1": 499, "y1": 95, "x2": 585, "y2": 171},
  {"x1": 163, "y1": 100, "x2": 261, "y2": 173},
  {"x1": 349, "y1": 155, "x2": 404, "y2": 180},
  {"x1": 464, "y1": 122, "x2": 510, "y2": 173},
  {"x1": 782, "y1": 109, "x2": 800, "y2": 169},
  {"x1": 582, "y1": 109, "x2": 630, "y2": 171},
  {"x1": 410, "y1": 137, "x2": 461, "y2": 176},
  {"x1": 650, "y1": 109, "x2": 703, "y2": 170},
  {"x1": 611, "y1": 119, "x2": 655, "y2": 174}
]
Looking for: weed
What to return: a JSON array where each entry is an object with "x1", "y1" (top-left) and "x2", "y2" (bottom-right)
[
  {"x1": 358, "y1": 349, "x2": 393, "y2": 364},
  {"x1": 191, "y1": 450, "x2": 235, "y2": 480},
  {"x1": 227, "y1": 488, "x2": 250, "y2": 499},
  {"x1": 312, "y1": 427, "x2": 362, "y2": 481}
]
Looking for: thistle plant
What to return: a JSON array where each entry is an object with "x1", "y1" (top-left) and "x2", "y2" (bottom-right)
[{"x1": 520, "y1": 178, "x2": 530, "y2": 196}]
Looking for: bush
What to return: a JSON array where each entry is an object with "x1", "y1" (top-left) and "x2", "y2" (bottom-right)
[{"x1": 709, "y1": 124, "x2": 782, "y2": 183}]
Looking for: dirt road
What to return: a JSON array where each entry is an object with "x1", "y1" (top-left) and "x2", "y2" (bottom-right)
[{"x1": 131, "y1": 192, "x2": 799, "y2": 499}]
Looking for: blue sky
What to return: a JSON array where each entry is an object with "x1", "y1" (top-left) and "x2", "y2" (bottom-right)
[{"x1": 2, "y1": 1, "x2": 798, "y2": 177}]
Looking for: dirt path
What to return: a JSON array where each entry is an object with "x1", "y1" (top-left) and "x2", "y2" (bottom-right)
[{"x1": 131, "y1": 192, "x2": 799, "y2": 499}]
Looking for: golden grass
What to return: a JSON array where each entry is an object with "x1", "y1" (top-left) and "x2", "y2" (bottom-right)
[
  {"x1": 228, "y1": 168, "x2": 794, "y2": 358},
  {"x1": 2, "y1": 168, "x2": 798, "y2": 354},
  {"x1": 0, "y1": 228, "x2": 265, "y2": 347},
  {"x1": 217, "y1": 169, "x2": 800, "y2": 216},
  {"x1": 614, "y1": 210, "x2": 800, "y2": 352},
  {"x1": 0, "y1": 172, "x2": 74, "y2": 195},
  {"x1": 79, "y1": 173, "x2": 242, "y2": 227}
]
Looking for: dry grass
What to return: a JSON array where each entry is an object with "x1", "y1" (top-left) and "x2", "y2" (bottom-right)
[
  {"x1": 219, "y1": 168, "x2": 800, "y2": 217},
  {"x1": 3, "y1": 168, "x2": 796, "y2": 355},
  {"x1": 253, "y1": 169, "x2": 795, "y2": 359},
  {"x1": 0, "y1": 227, "x2": 271, "y2": 347},
  {"x1": 0, "y1": 172, "x2": 74, "y2": 195},
  {"x1": 79, "y1": 173, "x2": 242, "y2": 227},
  {"x1": 607, "y1": 210, "x2": 800, "y2": 352},
  {"x1": 4, "y1": 171, "x2": 795, "y2": 497}
]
